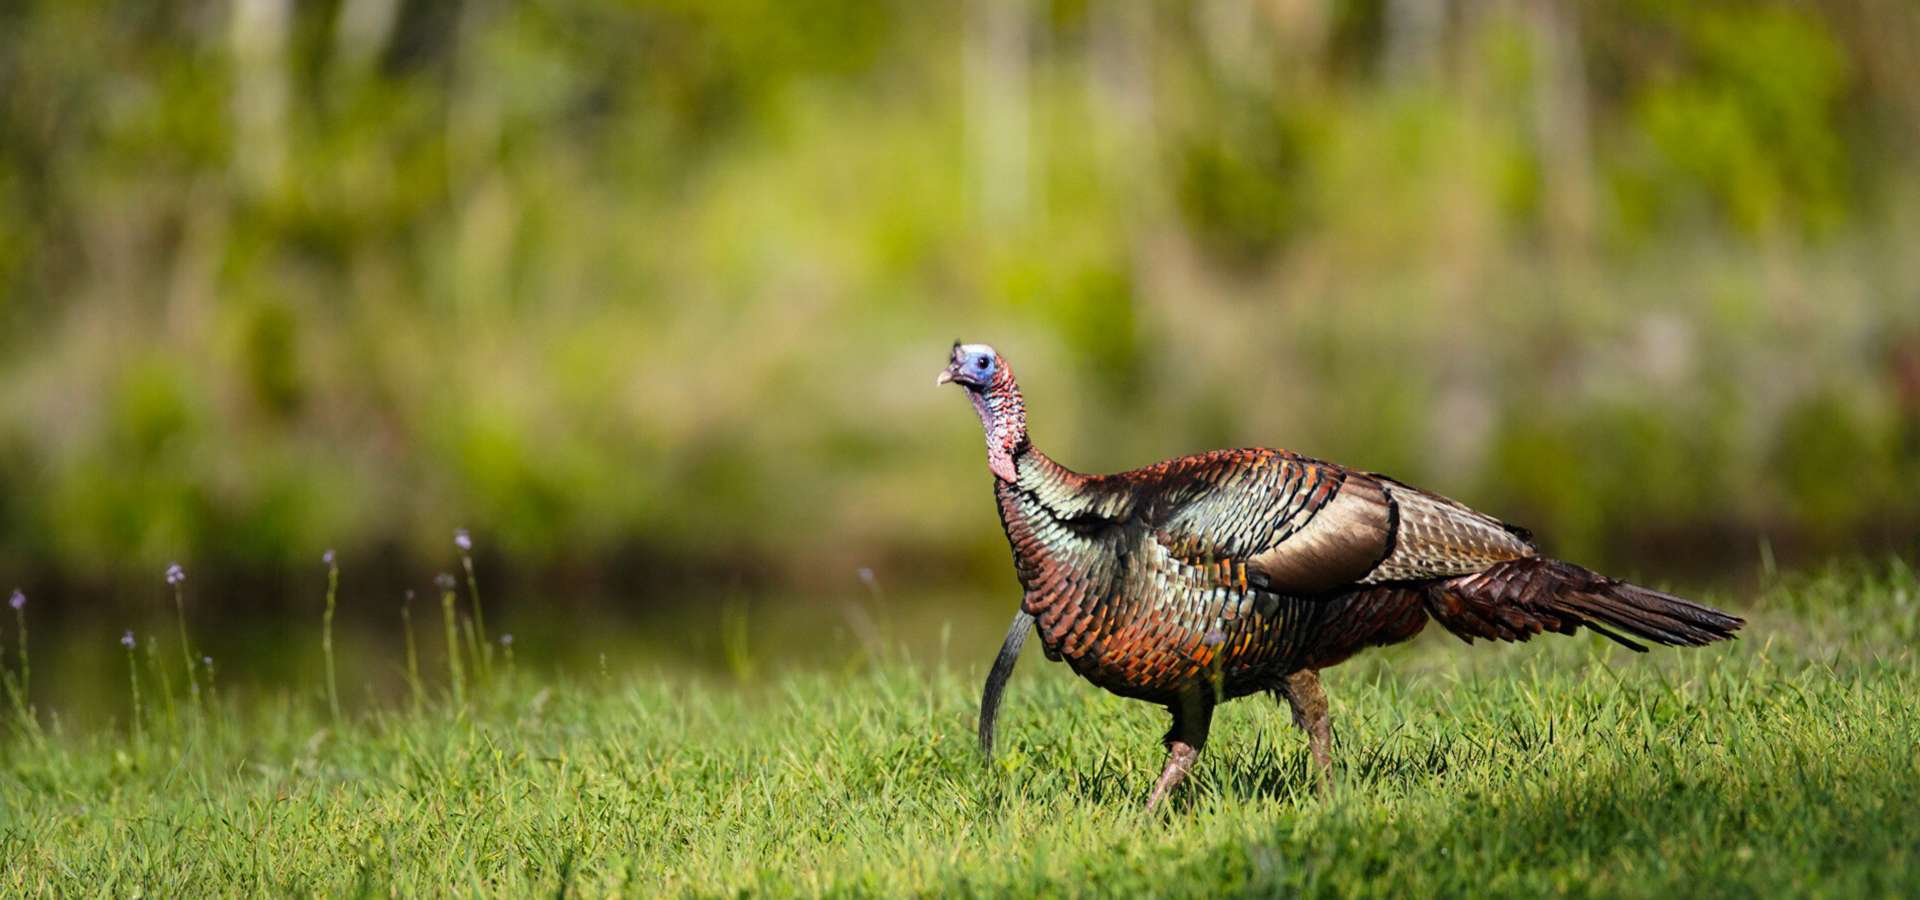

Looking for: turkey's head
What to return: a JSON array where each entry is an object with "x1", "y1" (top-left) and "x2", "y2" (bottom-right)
[{"x1": 938, "y1": 341, "x2": 1026, "y2": 482}]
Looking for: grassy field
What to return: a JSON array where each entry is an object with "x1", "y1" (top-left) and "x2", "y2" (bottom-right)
[{"x1": 2, "y1": 562, "x2": 1917, "y2": 897}]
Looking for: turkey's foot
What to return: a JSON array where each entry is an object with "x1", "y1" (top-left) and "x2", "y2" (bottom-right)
[{"x1": 1146, "y1": 741, "x2": 1200, "y2": 811}]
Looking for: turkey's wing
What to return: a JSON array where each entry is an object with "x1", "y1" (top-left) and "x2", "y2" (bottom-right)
[
  {"x1": 1136, "y1": 452, "x2": 1537, "y2": 595},
  {"x1": 1360, "y1": 478, "x2": 1537, "y2": 583},
  {"x1": 1139, "y1": 453, "x2": 1394, "y2": 595}
]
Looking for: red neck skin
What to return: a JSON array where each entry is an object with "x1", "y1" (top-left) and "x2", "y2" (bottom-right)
[{"x1": 968, "y1": 363, "x2": 1028, "y2": 483}]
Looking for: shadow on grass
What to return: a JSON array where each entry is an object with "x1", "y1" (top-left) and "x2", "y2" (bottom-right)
[{"x1": 1156, "y1": 725, "x2": 1913, "y2": 898}]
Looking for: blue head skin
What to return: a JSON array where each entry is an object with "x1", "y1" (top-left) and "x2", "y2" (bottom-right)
[{"x1": 935, "y1": 342, "x2": 1000, "y2": 388}]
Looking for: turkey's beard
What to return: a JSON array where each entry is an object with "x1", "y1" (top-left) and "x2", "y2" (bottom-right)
[{"x1": 969, "y1": 383, "x2": 1026, "y2": 483}]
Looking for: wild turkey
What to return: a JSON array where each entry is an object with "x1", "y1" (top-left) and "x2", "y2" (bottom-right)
[{"x1": 938, "y1": 342, "x2": 1743, "y2": 809}]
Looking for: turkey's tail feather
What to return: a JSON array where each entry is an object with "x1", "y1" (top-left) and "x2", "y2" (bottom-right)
[
  {"x1": 1426, "y1": 557, "x2": 1743, "y2": 652},
  {"x1": 979, "y1": 609, "x2": 1034, "y2": 757}
]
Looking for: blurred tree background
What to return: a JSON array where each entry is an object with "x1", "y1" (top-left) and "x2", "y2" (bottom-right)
[{"x1": 0, "y1": 0, "x2": 1916, "y2": 619}]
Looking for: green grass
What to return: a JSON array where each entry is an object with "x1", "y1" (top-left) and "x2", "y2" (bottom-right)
[{"x1": 3, "y1": 563, "x2": 1917, "y2": 896}]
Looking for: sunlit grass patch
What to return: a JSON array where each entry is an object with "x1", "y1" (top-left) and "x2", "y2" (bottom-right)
[{"x1": 1, "y1": 562, "x2": 1916, "y2": 896}]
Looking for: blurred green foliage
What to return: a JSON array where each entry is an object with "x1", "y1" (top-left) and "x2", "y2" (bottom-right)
[{"x1": 0, "y1": 0, "x2": 1916, "y2": 593}]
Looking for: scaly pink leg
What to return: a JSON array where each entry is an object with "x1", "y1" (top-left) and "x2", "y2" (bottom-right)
[{"x1": 1280, "y1": 669, "x2": 1333, "y2": 794}]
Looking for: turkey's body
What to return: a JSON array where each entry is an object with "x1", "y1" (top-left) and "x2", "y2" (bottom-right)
[
  {"x1": 998, "y1": 448, "x2": 1432, "y2": 705},
  {"x1": 939, "y1": 342, "x2": 1743, "y2": 809}
]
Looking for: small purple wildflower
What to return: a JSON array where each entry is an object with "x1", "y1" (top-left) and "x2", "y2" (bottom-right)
[
  {"x1": 8, "y1": 589, "x2": 22, "y2": 610},
  {"x1": 453, "y1": 529, "x2": 473, "y2": 553},
  {"x1": 121, "y1": 630, "x2": 136, "y2": 649},
  {"x1": 434, "y1": 573, "x2": 457, "y2": 591},
  {"x1": 165, "y1": 563, "x2": 186, "y2": 586},
  {"x1": 203, "y1": 655, "x2": 213, "y2": 667},
  {"x1": 500, "y1": 633, "x2": 514, "y2": 647},
  {"x1": 857, "y1": 567, "x2": 876, "y2": 587},
  {"x1": 323, "y1": 548, "x2": 336, "y2": 566}
]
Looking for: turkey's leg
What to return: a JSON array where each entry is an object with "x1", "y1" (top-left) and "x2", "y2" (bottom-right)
[
  {"x1": 1280, "y1": 669, "x2": 1333, "y2": 793},
  {"x1": 1146, "y1": 692, "x2": 1213, "y2": 811}
]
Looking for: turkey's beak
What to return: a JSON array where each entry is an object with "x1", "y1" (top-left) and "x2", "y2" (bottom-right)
[{"x1": 935, "y1": 368, "x2": 956, "y2": 386}]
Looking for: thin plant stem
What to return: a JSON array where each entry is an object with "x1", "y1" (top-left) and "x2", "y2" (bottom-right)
[
  {"x1": 173, "y1": 583, "x2": 200, "y2": 713},
  {"x1": 124, "y1": 639, "x2": 143, "y2": 742},
  {"x1": 440, "y1": 582, "x2": 466, "y2": 708},
  {"x1": 461, "y1": 616, "x2": 483, "y2": 698},
  {"x1": 323, "y1": 559, "x2": 341, "y2": 725},
  {"x1": 146, "y1": 637, "x2": 176, "y2": 730},
  {"x1": 1, "y1": 646, "x2": 36, "y2": 744},
  {"x1": 4, "y1": 610, "x2": 43, "y2": 745},
  {"x1": 401, "y1": 592, "x2": 424, "y2": 712},
  {"x1": 460, "y1": 553, "x2": 492, "y2": 679},
  {"x1": 13, "y1": 604, "x2": 28, "y2": 701}
]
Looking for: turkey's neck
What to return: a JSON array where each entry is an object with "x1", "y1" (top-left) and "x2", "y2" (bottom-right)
[
  {"x1": 968, "y1": 373, "x2": 1027, "y2": 483},
  {"x1": 971, "y1": 373, "x2": 1089, "y2": 516},
  {"x1": 973, "y1": 373, "x2": 1103, "y2": 608}
]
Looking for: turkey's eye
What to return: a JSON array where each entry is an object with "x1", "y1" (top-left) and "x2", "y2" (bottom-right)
[{"x1": 975, "y1": 357, "x2": 990, "y2": 370}]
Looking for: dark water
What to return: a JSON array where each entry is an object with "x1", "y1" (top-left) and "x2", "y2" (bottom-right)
[
  {"x1": 1, "y1": 581, "x2": 1023, "y2": 731},
  {"x1": 6, "y1": 535, "x2": 1882, "y2": 734}
]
